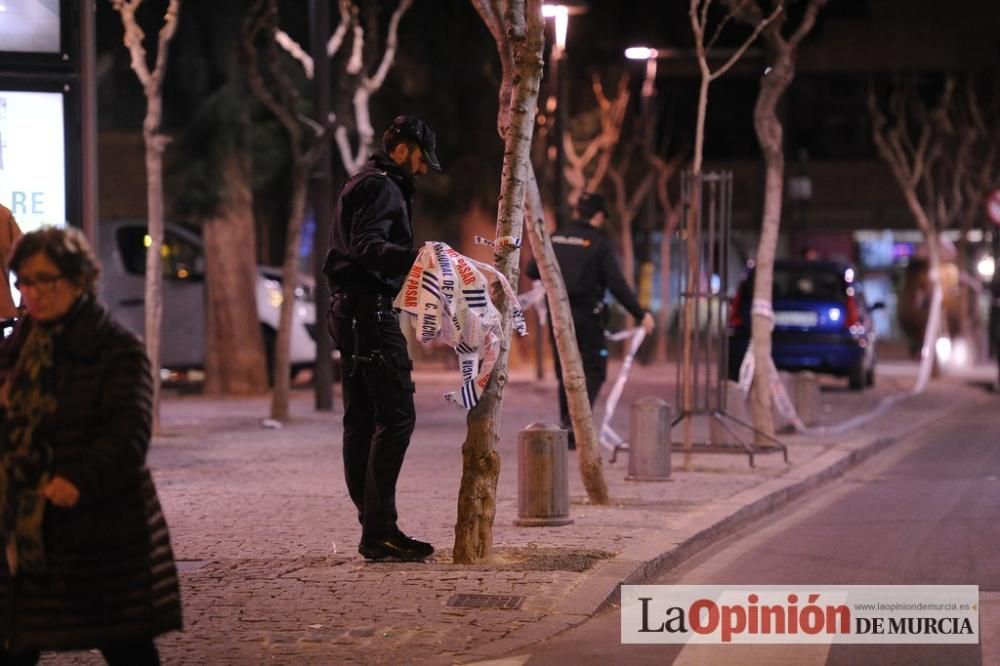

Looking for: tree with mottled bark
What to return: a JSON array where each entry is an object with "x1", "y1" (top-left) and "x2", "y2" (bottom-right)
[
  {"x1": 453, "y1": 0, "x2": 545, "y2": 564},
  {"x1": 727, "y1": 0, "x2": 827, "y2": 443},
  {"x1": 242, "y1": 0, "x2": 335, "y2": 421},
  {"x1": 680, "y1": 0, "x2": 780, "y2": 458},
  {"x1": 166, "y1": 1, "x2": 270, "y2": 398},
  {"x1": 110, "y1": 0, "x2": 182, "y2": 432},
  {"x1": 477, "y1": 0, "x2": 610, "y2": 512}
]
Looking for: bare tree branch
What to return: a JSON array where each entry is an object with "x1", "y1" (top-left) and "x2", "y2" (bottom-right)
[
  {"x1": 562, "y1": 73, "x2": 630, "y2": 206},
  {"x1": 276, "y1": 29, "x2": 313, "y2": 78},
  {"x1": 326, "y1": 0, "x2": 355, "y2": 57},
  {"x1": 367, "y1": 0, "x2": 413, "y2": 90},
  {"x1": 708, "y1": 3, "x2": 781, "y2": 81},
  {"x1": 707, "y1": 0, "x2": 752, "y2": 52}
]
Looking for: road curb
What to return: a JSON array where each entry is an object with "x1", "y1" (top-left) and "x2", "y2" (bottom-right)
[{"x1": 553, "y1": 391, "x2": 974, "y2": 621}]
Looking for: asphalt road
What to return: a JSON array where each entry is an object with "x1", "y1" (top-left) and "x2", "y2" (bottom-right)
[{"x1": 509, "y1": 393, "x2": 999, "y2": 666}]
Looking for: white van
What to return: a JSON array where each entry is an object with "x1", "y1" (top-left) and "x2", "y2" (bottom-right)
[{"x1": 97, "y1": 220, "x2": 318, "y2": 371}]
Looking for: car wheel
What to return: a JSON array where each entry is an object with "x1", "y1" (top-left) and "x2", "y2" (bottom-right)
[{"x1": 848, "y1": 360, "x2": 865, "y2": 391}]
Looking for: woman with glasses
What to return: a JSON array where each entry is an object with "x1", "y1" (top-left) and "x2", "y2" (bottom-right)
[{"x1": 0, "y1": 227, "x2": 181, "y2": 665}]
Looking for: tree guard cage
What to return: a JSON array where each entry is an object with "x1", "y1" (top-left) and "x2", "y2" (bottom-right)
[{"x1": 674, "y1": 170, "x2": 787, "y2": 467}]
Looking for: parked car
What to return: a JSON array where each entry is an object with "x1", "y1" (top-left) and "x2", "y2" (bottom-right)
[
  {"x1": 97, "y1": 220, "x2": 318, "y2": 372},
  {"x1": 727, "y1": 259, "x2": 883, "y2": 390}
]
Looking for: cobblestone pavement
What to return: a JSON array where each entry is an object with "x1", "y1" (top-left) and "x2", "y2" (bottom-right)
[{"x1": 36, "y1": 360, "x2": 991, "y2": 664}]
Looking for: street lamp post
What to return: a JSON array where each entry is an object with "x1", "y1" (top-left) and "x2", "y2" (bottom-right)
[{"x1": 543, "y1": 1, "x2": 588, "y2": 231}]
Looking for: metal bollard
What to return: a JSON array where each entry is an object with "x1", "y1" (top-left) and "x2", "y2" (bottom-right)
[
  {"x1": 514, "y1": 423, "x2": 573, "y2": 527},
  {"x1": 792, "y1": 371, "x2": 821, "y2": 427},
  {"x1": 626, "y1": 397, "x2": 672, "y2": 481}
]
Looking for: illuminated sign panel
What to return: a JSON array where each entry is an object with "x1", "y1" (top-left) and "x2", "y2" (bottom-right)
[
  {"x1": 0, "y1": 89, "x2": 67, "y2": 232},
  {"x1": 0, "y1": 0, "x2": 61, "y2": 54}
]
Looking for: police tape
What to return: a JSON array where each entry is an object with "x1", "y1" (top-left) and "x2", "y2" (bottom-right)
[
  {"x1": 517, "y1": 281, "x2": 548, "y2": 327},
  {"x1": 737, "y1": 343, "x2": 806, "y2": 432},
  {"x1": 395, "y1": 241, "x2": 527, "y2": 410},
  {"x1": 473, "y1": 234, "x2": 522, "y2": 249},
  {"x1": 600, "y1": 327, "x2": 646, "y2": 457}
]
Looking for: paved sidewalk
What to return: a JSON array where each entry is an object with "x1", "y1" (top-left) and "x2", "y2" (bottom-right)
[{"x1": 39, "y1": 360, "x2": 994, "y2": 664}]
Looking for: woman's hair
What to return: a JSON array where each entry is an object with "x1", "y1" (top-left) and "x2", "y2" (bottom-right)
[{"x1": 8, "y1": 226, "x2": 101, "y2": 295}]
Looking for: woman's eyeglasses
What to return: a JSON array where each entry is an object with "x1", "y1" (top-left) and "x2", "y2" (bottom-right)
[{"x1": 14, "y1": 273, "x2": 64, "y2": 292}]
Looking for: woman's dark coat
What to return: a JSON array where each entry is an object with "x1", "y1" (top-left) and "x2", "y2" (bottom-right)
[{"x1": 0, "y1": 297, "x2": 182, "y2": 652}]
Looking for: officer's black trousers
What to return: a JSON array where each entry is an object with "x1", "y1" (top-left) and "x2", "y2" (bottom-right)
[
  {"x1": 553, "y1": 307, "x2": 608, "y2": 428},
  {"x1": 328, "y1": 294, "x2": 416, "y2": 542}
]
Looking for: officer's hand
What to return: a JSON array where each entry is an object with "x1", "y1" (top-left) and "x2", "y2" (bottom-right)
[{"x1": 640, "y1": 312, "x2": 656, "y2": 335}]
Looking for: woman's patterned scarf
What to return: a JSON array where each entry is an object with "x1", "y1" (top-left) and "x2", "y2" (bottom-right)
[{"x1": 0, "y1": 321, "x2": 61, "y2": 574}]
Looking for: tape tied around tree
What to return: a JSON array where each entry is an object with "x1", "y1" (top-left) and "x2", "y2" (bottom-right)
[
  {"x1": 473, "y1": 234, "x2": 522, "y2": 249},
  {"x1": 751, "y1": 298, "x2": 775, "y2": 320},
  {"x1": 395, "y1": 241, "x2": 527, "y2": 409},
  {"x1": 736, "y1": 341, "x2": 806, "y2": 432}
]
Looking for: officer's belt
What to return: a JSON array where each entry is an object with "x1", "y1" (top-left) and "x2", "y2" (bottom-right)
[{"x1": 331, "y1": 291, "x2": 397, "y2": 312}]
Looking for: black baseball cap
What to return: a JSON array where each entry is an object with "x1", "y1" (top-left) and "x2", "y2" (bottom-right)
[
  {"x1": 577, "y1": 191, "x2": 608, "y2": 218},
  {"x1": 387, "y1": 114, "x2": 442, "y2": 172}
]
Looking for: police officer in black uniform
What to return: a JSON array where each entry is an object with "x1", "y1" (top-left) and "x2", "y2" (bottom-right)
[
  {"x1": 528, "y1": 192, "x2": 655, "y2": 446},
  {"x1": 324, "y1": 115, "x2": 440, "y2": 561}
]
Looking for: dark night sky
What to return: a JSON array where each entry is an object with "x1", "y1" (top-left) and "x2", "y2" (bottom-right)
[{"x1": 90, "y1": 0, "x2": 999, "y2": 241}]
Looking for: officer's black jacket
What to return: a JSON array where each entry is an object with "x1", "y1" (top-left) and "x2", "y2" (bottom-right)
[
  {"x1": 527, "y1": 219, "x2": 646, "y2": 320},
  {"x1": 323, "y1": 153, "x2": 419, "y2": 296}
]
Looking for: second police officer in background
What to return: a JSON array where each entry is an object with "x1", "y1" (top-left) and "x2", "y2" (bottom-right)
[{"x1": 528, "y1": 191, "x2": 655, "y2": 448}]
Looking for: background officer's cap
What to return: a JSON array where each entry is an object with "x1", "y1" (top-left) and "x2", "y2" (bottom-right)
[{"x1": 577, "y1": 191, "x2": 608, "y2": 219}]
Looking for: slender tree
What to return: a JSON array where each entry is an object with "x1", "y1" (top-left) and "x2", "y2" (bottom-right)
[
  {"x1": 868, "y1": 76, "x2": 956, "y2": 393},
  {"x1": 727, "y1": 0, "x2": 827, "y2": 442},
  {"x1": 454, "y1": 0, "x2": 545, "y2": 564},
  {"x1": 110, "y1": 0, "x2": 182, "y2": 431},
  {"x1": 242, "y1": 0, "x2": 334, "y2": 420}
]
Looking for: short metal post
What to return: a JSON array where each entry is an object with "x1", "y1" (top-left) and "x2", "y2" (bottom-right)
[
  {"x1": 627, "y1": 397, "x2": 672, "y2": 481},
  {"x1": 514, "y1": 423, "x2": 573, "y2": 527},
  {"x1": 792, "y1": 371, "x2": 821, "y2": 427}
]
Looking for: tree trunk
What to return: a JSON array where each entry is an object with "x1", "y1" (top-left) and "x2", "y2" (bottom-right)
[
  {"x1": 269, "y1": 165, "x2": 310, "y2": 420},
  {"x1": 203, "y1": 150, "x2": 268, "y2": 395},
  {"x1": 116, "y1": 0, "x2": 181, "y2": 434},
  {"x1": 526, "y1": 170, "x2": 609, "y2": 505},
  {"x1": 748, "y1": 47, "x2": 794, "y2": 444},
  {"x1": 454, "y1": 0, "x2": 545, "y2": 563},
  {"x1": 143, "y1": 136, "x2": 165, "y2": 434}
]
